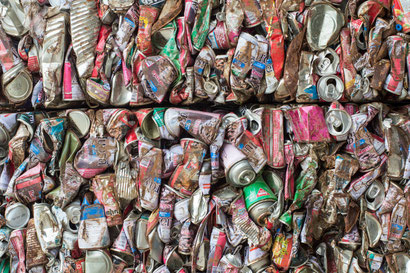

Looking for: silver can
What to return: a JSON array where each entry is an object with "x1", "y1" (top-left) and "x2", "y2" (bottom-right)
[
  {"x1": 314, "y1": 48, "x2": 339, "y2": 76},
  {"x1": 325, "y1": 108, "x2": 352, "y2": 141},
  {"x1": 221, "y1": 143, "x2": 256, "y2": 187},
  {"x1": 317, "y1": 75, "x2": 344, "y2": 102}
]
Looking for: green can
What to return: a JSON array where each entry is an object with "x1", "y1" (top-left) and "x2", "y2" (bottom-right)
[{"x1": 243, "y1": 175, "x2": 277, "y2": 226}]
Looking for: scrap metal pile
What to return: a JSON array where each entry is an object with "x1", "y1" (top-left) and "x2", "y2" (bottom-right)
[{"x1": 0, "y1": 0, "x2": 409, "y2": 272}]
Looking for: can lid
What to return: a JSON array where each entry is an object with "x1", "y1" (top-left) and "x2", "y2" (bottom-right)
[
  {"x1": 68, "y1": 110, "x2": 90, "y2": 138},
  {"x1": 85, "y1": 250, "x2": 113, "y2": 273},
  {"x1": 5, "y1": 203, "x2": 30, "y2": 229},
  {"x1": 2, "y1": 64, "x2": 33, "y2": 103}
]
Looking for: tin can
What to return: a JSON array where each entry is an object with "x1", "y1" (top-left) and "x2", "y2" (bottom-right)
[
  {"x1": 220, "y1": 142, "x2": 256, "y2": 187},
  {"x1": 85, "y1": 250, "x2": 113, "y2": 273},
  {"x1": 5, "y1": 203, "x2": 30, "y2": 229},
  {"x1": 317, "y1": 75, "x2": 344, "y2": 102},
  {"x1": 243, "y1": 176, "x2": 276, "y2": 226}
]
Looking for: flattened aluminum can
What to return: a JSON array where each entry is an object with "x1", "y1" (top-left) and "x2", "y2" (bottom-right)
[
  {"x1": 110, "y1": 71, "x2": 132, "y2": 106},
  {"x1": 261, "y1": 108, "x2": 285, "y2": 169},
  {"x1": 231, "y1": 32, "x2": 258, "y2": 79},
  {"x1": 92, "y1": 173, "x2": 122, "y2": 227},
  {"x1": 70, "y1": 0, "x2": 100, "y2": 79},
  {"x1": 314, "y1": 48, "x2": 339, "y2": 76},
  {"x1": 64, "y1": 200, "x2": 82, "y2": 233},
  {"x1": 108, "y1": 0, "x2": 135, "y2": 13},
  {"x1": 364, "y1": 212, "x2": 382, "y2": 248},
  {"x1": 325, "y1": 105, "x2": 352, "y2": 141},
  {"x1": 317, "y1": 75, "x2": 344, "y2": 102},
  {"x1": 365, "y1": 180, "x2": 385, "y2": 211},
  {"x1": 271, "y1": 233, "x2": 293, "y2": 271},
  {"x1": 78, "y1": 199, "x2": 111, "y2": 250},
  {"x1": 136, "y1": 213, "x2": 150, "y2": 251},
  {"x1": 33, "y1": 203, "x2": 62, "y2": 252},
  {"x1": 41, "y1": 11, "x2": 68, "y2": 107},
  {"x1": 158, "y1": 185, "x2": 175, "y2": 244},
  {"x1": 26, "y1": 219, "x2": 47, "y2": 269},
  {"x1": 138, "y1": 142, "x2": 162, "y2": 211},
  {"x1": 63, "y1": 45, "x2": 85, "y2": 102},
  {"x1": 242, "y1": 0, "x2": 263, "y2": 27},
  {"x1": 139, "y1": 55, "x2": 178, "y2": 103},
  {"x1": 5, "y1": 203, "x2": 30, "y2": 229},
  {"x1": 296, "y1": 51, "x2": 318, "y2": 102}
]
